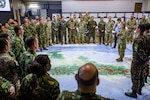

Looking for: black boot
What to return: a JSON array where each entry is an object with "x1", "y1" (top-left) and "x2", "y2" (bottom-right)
[
  {"x1": 125, "y1": 91, "x2": 137, "y2": 98},
  {"x1": 137, "y1": 88, "x2": 142, "y2": 95}
]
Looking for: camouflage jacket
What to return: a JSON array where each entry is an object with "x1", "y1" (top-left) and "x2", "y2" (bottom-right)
[
  {"x1": 11, "y1": 35, "x2": 26, "y2": 62},
  {"x1": 18, "y1": 73, "x2": 60, "y2": 100},
  {"x1": 0, "y1": 53, "x2": 19, "y2": 85},
  {"x1": 132, "y1": 34, "x2": 149, "y2": 66},
  {"x1": 18, "y1": 49, "x2": 37, "y2": 78},
  {"x1": 0, "y1": 76, "x2": 13, "y2": 98},
  {"x1": 57, "y1": 90, "x2": 111, "y2": 100}
]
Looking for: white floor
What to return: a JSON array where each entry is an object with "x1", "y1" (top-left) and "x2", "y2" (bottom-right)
[{"x1": 38, "y1": 44, "x2": 150, "y2": 100}]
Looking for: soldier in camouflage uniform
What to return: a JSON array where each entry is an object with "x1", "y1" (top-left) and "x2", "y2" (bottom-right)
[
  {"x1": 0, "y1": 38, "x2": 20, "y2": 93},
  {"x1": 52, "y1": 16, "x2": 60, "y2": 44},
  {"x1": 60, "y1": 17, "x2": 67, "y2": 44},
  {"x1": 126, "y1": 15, "x2": 137, "y2": 43},
  {"x1": 139, "y1": 15, "x2": 148, "y2": 25},
  {"x1": 67, "y1": 16, "x2": 77, "y2": 44},
  {"x1": 19, "y1": 36, "x2": 38, "y2": 78},
  {"x1": 143, "y1": 24, "x2": 150, "y2": 83},
  {"x1": 116, "y1": 22, "x2": 127, "y2": 62},
  {"x1": 83, "y1": 12, "x2": 90, "y2": 23},
  {"x1": 0, "y1": 33, "x2": 16, "y2": 60},
  {"x1": 87, "y1": 16, "x2": 97, "y2": 44},
  {"x1": 77, "y1": 17, "x2": 86, "y2": 44},
  {"x1": 23, "y1": 22, "x2": 32, "y2": 42},
  {"x1": 98, "y1": 17, "x2": 106, "y2": 44},
  {"x1": 0, "y1": 76, "x2": 15, "y2": 99},
  {"x1": 125, "y1": 24, "x2": 150, "y2": 98},
  {"x1": 45, "y1": 17, "x2": 52, "y2": 46},
  {"x1": 18, "y1": 54, "x2": 60, "y2": 100},
  {"x1": 36, "y1": 18, "x2": 47, "y2": 51},
  {"x1": 11, "y1": 25, "x2": 26, "y2": 62},
  {"x1": 105, "y1": 16, "x2": 114, "y2": 46},
  {"x1": 57, "y1": 63, "x2": 111, "y2": 100},
  {"x1": 7, "y1": 18, "x2": 15, "y2": 36},
  {"x1": 29, "y1": 18, "x2": 37, "y2": 36}
]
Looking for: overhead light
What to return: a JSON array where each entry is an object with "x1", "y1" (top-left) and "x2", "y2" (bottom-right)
[{"x1": 29, "y1": 4, "x2": 39, "y2": 8}]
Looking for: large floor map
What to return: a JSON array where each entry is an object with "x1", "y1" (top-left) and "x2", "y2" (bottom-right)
[{"x1": 38, "y1": 44, "x2": 150, "y2": 100}]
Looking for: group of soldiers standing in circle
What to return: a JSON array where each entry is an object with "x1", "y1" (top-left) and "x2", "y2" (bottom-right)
[{"x1": 0, "y1": 11, "x2": 150, "y2": 99}]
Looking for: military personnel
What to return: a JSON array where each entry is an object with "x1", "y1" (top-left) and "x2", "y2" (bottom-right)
[
  {"x1": 11, "y1": 25, "x2": 26, "y2": 62},
  {"x1": 45, "y1": 17, "x2": 52, "y2": 46},
  {"x1": 7, "y1": 18, "x2": 15, "y2": 36},
  {"x1": 143, "y1": 24, "x2": 150, "y2": 83},
  {"x1": 0, "y1": 76, "x2": 15, "y2": 99},
  {"x1": 87, "y1": 16, "x2": 97, "y2": 44},
  {"x1": 52, "y1": 16, "x2": 60, "y2": 44},
  {"x1": 139, "y1": 15, "x2": 148, "y2": 25},
  {"x1": 0, "y1": 33, "x2": 16, "y2": 59},
  {"x1": 67, "y1": 16, "x2": 77, "y2": 44},
  {"x1": 105, "y1": 16, "x2": 114, "y2": 46},
  {"x1": 18, "y1": 54, "x2": 60, "y2": 100},
  {"x1": 23, "y1": 22, "x2": 32, "y2": 42},
  {"x1": 116, "y1": 22, "x2": 127, "y2": 62},
  {"x1": 36, "y1": 18, "x2": 47, "y2": 51},
  {"x1": 83, "y1": 11, "x2": 90, "y2": 23},
  {"x1": 77, "y1": 17, "x2": 86, "y2": 44},
  {"x1": 57, "y1": 63, "x2": 111, "y2": 100},
  {"x1": 0, "y1": 38, "x2": 20, "y2": 92},
  {"x1": 19, "y1": 36, "x2": 38, "y2": 78},
  {"x1": 112, "y1": 18, "x2": 122, "y2": 48},
  {"x1": 98, "y1": 17, "x2": 106, "y2": 44},
  {"x1": 126, "y1": 15, "x2": 137, "y2": 43},
  {"x1": 0, "y1": 24, "x2": 5, "y2": 33},
  {"x1": 125, "y1": 24, "x2": 150, "y2": 98},
  {"x1": 3, "y1": 23, "x2": 13, "y2": 38},
  {"x1": 60, "y1": 17, "x2": 67, "y2": 44},
  {"x1": 29, "y1": 18, "x2": 37, "y2": 36}
]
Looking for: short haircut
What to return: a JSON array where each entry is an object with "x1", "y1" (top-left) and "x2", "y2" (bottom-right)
[
  {"x1": 29, "y1": 55, "x2": 49, "y2": 77},
  {"x1": 77, "y1": 68, "x2": 98, "y2": 86},
  {"x1": 25, "y1": 36, "x2": 37, "y2": 48},
  {"x1": 0, "y1": 38, "x2": 8, "y2": 51},
  {"x1": 138, "y1": 24, "x2": 146, "y2": 33},
  {"x1": 14, "y1": 25, "x2": 20, "y2": 34},
  {"x1": 0, "y1": 33, "x2": 9, "y2": 39}
]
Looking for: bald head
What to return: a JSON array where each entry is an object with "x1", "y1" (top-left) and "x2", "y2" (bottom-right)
[
  {"x1": 78, "y1": 63, "x2": 98, "y2": 80},
  {"x1": 76, "y1": 63, "x2": 98, "y2": 87}
]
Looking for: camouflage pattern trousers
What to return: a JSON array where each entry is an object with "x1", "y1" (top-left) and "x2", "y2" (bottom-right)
[{"x1": 131, "y1": 61, "x2": 145, "y2": 92}]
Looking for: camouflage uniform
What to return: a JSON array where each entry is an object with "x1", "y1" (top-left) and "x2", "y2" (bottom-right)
[
  {"x1": 18, "y1": 49, "x2": 37, "y2": 78},
  {"x1": 144, "y1": 32, "x2": 150, "y2": 82},
  {"x1": 83, "y1": 14, "x2": 90, "y2": 23},
  {"x1": 57, "y1": 90, "x2": 111, "y2": 100},
  {"x1": 23, "y1": 25, "x2": 32, "y2": 41},
  {"x1": 36, "y1": 23, "x2": 46, "y2": 49},
  {"x1": 98, "y1": 20, "x2": 106, "y2": 44},
  {"x1": 87, "y1": 19, "x2": 97, "y2": 43},
  {"x1": 77, "y1": 20, "x2": 86, "y2": 44},
  {"x1": 45, "y1": 21, "x2": 52, "y2": 46},
  {"x1": 51, "y1": 20, "x2": 60, "y2": 44},
  {"x1": 67, "y1": 20, "x2": 77, "y2": 44},
  {"x1": 60, "y1": 20, "x2": 67, "y2": 44},
  {"x1": 0, "y1": 76, "x2": 14, "y2": 99},
  {"x1": 29, "y1": 23, "x2": 37, "y2": 36},
  {"x1": 11, "y1": 35, "x2": 26, "y2": 62},
  {"x1": 18, "y1": 73, "x2": 60, "y2": 100},
  {"x1": 139, "y1": 19, "x2": 148, "y2": 25},
  {"x1": 117, "y1": 28, "x2": 127, "y2": 59},
  {"x1": 0, "y1": 53, "x2": 20, "y2": 88},
  {"x1": 105, "y1": 21, "x2": 114, "y2": 46},
  {"x1": 131, "y1": 34, "x2": 149, "y2": 93},
  {"x1": 8, "y1": 24, "x2": 15, "y2": 36},
  {"x1": 126, "y1": 19, "x2": 137, "y2": 43}
]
